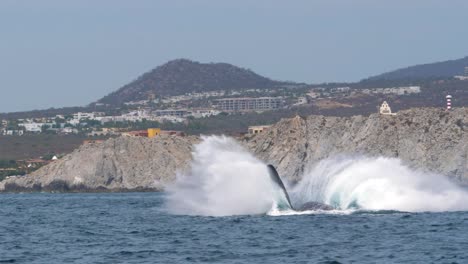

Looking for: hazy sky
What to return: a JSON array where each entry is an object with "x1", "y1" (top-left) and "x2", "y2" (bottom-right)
[{"x1": 1, "y1": 0, "x2": 467, "y2": 113}]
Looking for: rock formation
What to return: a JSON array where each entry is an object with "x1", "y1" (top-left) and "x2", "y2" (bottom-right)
[
  {"x1": 0, "y1": 136, "x2": 198, "y2": 192},
  {"x1": 247, "y1": 108, "x2": 468, "y2": 183}
]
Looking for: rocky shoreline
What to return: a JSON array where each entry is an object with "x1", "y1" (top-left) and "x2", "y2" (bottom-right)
[{"x1": 1, "y1": 107, "x2": 467, "y2": 193}]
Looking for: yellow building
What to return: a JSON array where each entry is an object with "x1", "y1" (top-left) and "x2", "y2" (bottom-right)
[{"x1": 147, "y1": 128, "x2": 161, "y2": 138}]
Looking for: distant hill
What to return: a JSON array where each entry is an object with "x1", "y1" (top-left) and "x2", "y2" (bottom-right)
[
  {"x1": 98, "y1": 59, "x2": 288, "y2": 105},
  {"x1": 364, "y1": 56, "x2": 468, "y2": 81}
]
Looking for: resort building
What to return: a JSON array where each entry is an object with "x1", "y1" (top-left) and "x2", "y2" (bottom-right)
[
  {"x1": 153, "y1": 109, "x2": 188, "y2": 117},
  {"x1": 214, "y1": 97, "x2": 283, "y2": 112}
]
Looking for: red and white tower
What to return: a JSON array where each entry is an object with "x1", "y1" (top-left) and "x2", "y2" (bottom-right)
[{"x1": 446, "y1": 95, "x2": 452, "y2": 111}]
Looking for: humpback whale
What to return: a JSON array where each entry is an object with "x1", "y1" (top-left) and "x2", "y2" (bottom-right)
[{"x1": 267, "y1": 164, "x2": 334, "y2": 211}]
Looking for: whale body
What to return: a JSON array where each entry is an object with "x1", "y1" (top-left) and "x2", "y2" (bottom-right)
[{"x1": 267, "y1": 164, "x2": 334, "y2": 211}]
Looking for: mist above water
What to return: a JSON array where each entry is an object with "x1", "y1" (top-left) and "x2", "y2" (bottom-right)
[{"x1": 165, "y1": 136, "x2": 468, "y2": 216}]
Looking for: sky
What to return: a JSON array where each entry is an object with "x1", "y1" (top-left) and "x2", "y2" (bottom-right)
[{"x1": 0, "y1": 0, "x2": 467, "y2": 113}]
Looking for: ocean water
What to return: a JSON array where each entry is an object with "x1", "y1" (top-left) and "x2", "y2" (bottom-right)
[
  {"x1": 3, "y1": 136, "x2": 468, "y2": 263},
  {"x1": 1, "y1": 192, "x2": 468, "y2": 264}
]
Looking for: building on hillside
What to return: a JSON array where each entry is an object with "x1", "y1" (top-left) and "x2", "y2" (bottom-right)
[
  {"x1": 58, "y1": 127, "x2": 79, "y2": 134},
  {"x1": 188, "y1": 108, "x2": 221, "y2": 118},
  {"x1": 155, "y1": 116, "x2": 186, "y2": 123},
  {"x1": 454, "y1": 67, "x2": 468, "y2": 80},
  {"x1": 153, "y1": 109, "x2": 188, "y2": 117},
  {"x1": 248, "y1": 125, "x2": 271, "y2": 135},
  {"x1": 122, "y1": 129, "x2": 183, "y2": 137},
  {"x1": 18, "y1": 122, "x2": 53, "y2": 133},
  {"x1": 379, "y1": 101, "x2": 396, "y2": 115},
  {"x1": 147, "y1": 128, "x2": 161, "y2": 138},
  {"x1": 2, "y1": 130, "x2": 24, "y2": 136},
  {"x1": 73, "y1": 112, "x2": 95, "y2": 120},
  {"x1": 214, "y1": 97, "x2": 283, "y2": 112},
  {"x1": 362, "y1": 86, "x2": 421, "y2": 95},
  {"x1": 294, "y1": 97, "x2": 308, "y2": 105},
  {"x1": 122, "y1": 130, "x2": 149, "y2": 137}
]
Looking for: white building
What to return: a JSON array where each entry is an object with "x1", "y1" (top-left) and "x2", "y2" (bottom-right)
[
  {"x1": 214, "y1": 97, "x2": 284, "y2": 112},
  {"x1": 72, "y1": 112, "x2": 104, "y2": 121},
  {"x1": 188, "y1": 109, "x2": 221, "y2": 118},
  {"x1": 3, "y1": 130, "x2": 24, "y2": 136},
  {"x1": 73, "y1": 112, "x2": 95, "y2": 120},
  {"x1": 18, "y1": 122, "x2": 54, "y2": 133},
  {"x1": 59, "y1": 127, "x2": 78, "y2": 134},
  {"x1": 153, "y1": 109, "x2": 188, "y2": 117},
  {"x1": 363, "y1": 86, "x2": 421, "y2": 95},
  {"x1": 379, "y1": 101, "x2": 396, "y2": 115},
  {"x1": 19, "y1": 123, "x2": 42, "y2": 133},
  {"x1": 294, "y1": 97, "x2": 308, "y2": 105},
  {"x1": 455, "y1": 67, "x2": 468, "y2": 80}
]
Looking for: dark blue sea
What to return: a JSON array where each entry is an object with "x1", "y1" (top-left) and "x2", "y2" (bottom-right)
[{"x1": 1, "y1": 192, "x2": 468, "y2": 263}]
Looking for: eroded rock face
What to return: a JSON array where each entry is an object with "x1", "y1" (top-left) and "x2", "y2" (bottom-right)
[
  {"x1": 0, "y1": 136, "x2": 199, "y2": 192},
  {"x1": 2, "y1": 107, "x2": 468, "y2": 193},
  {"x1": 246, "y1": 108, "x2": 468, "y2": 183}
]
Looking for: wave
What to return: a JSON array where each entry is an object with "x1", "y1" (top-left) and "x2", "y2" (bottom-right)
[{"x1": 164, "y1": 136, "x2": 468, "y2": 216}]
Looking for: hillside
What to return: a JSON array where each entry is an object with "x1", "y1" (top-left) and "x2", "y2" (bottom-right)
[
  {"x1": 98, "y1": 59, "x2": 287, "y2": 105},
  {"x1": 364, "y1": 56, "x2": 468, "y2": 81}
]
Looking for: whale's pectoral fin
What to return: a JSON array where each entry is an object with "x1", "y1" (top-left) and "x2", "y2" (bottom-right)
[{"x1": 267, "y1": 164, "x2": 294, "y2": 210}]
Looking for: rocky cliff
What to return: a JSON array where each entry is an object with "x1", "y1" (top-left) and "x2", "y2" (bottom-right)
[
  {"x1": 0, "y1": 136, "x2": 198, "y2": 192},
  {"x1": 2, "y1": 108, "x2": 468, "y2": 193},
  {"x1": 247, "y1": 108, "x2": 468, "y2": 183}
]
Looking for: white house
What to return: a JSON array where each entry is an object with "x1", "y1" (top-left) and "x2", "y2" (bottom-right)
[{"x1": 18, "y1": 122, "x2": 53, "y2": 133}]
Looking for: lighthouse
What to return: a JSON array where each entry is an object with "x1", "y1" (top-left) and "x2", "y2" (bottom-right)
[{"x1": 446, "y1": 95, "x2": 452, "y2": 111}]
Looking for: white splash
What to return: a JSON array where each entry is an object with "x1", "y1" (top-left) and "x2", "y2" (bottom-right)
[
  {"x1": 164, "y1": 136, "x2": 279, "y2": 216},
  {"x1": 291, "y1": 156, "x2": 468, "y2": 212},
  {"x1": 165, "y1": 136, "x2": 468, "y2": 216}
]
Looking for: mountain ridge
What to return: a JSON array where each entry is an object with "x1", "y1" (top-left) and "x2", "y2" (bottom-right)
[
  {"x1": 364, "y1": 56, "x2": 468, "y2": 81},
  {"x1": 97, "y1": 59, "x2": 288, "y2": 105}
]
